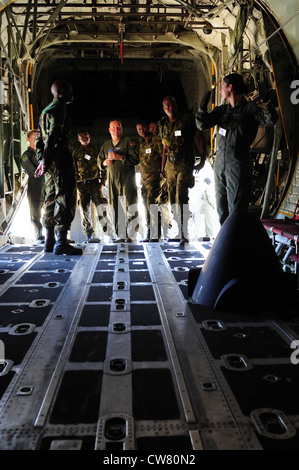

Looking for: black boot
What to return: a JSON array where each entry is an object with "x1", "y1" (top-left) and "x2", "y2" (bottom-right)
[
  {"x1": 143, "y1": 228, "x2": 150, "y2": 242},
  {"x1": 53, "y1": 227, "x2": 83, "y2": 255},
  {"x1": 44, "y1": 227, "x2": 56, "y2": 252},
  {"x1": 179, "y1": 220, "x2": 189, "y2": 246},
  {"x1": 149, "y1": 212, "x2": 162, "y2": 242}
]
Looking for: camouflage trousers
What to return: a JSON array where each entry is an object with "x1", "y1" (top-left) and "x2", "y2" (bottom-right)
[
  {"x1": 164, "y1": 161, "x2": 194, "y2": 236},
  {"x1": 141, "y1": 177, "x2": 171, "y2": 237},
  {"x1": 43, "y1": 166, "x2": 77, "y2": 230},
  {"x1": 77, "y1": 179, "x2": 107, "y2": 237},
  {"x1": 165, "y1": 160, "x2": 194, "y2": 217},
  {"x1": 141, "y1": 178, "x2": 162, "y2": 227}
]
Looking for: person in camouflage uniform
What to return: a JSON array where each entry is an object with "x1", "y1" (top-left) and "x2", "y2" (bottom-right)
[
  {"x1": 159, "y1": 96, "x2": 205, "y2": 244},
  {"x1": 149, "y1": 122, "x2": 159, "y2": 136},
  {"x1": 72, "y1": 131, "x2": 107, "y2": 241},
  {"x1": 136, "y1": 121, "x2": 170, "y2": 241},
  {"x1": 20, "y1": 130, "x2": 45, "y2": 241},
  {"x1": 35, "y1": 80, "x2": 82, "y2": 255},
  {"x1": 98, "y1": 119, "x2": 139, "y2": 242},
  {"x1": 148, "y1": 122, "x2": 171, "y2": 225}
]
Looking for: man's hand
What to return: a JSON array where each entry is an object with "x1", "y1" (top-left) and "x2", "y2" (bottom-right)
[
  {"x1": 104, "y1": 159, "x2": 114, "y2": 167},
  {"x1": 108, "y1": 151, "x2": 122, "y2": 161},
  {"x1": 35, "y1": 162, "x2": 45, "y2": 178},
  {"x1": 108, "y1": 151, "x2": 116, "y2": 160}
]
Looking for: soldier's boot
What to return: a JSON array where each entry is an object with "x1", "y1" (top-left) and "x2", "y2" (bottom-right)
[
  {"x1": 179, "y1": 235, "x2": 189, "y2": 246},
  {"x1": 179, "y1": 219, "x2": 189, "y2": 246},
  {"x1": 44, "y1": 227, "x2": 56, "y2": 252},
  {"x1": 143, "y1": 228, "x2": 150, "y2": 242},
  {"x1": 34, "y1": 223, "x2": 45, "y2": 243},
  {"x1": 150, "y1": 212, "x2": 161, "y2": 242},
  {"x1": 85, "y1": 229, "x2": 95, "y2": 243},
  {"x1": 53, "y1": 226, "x2": 83, "y2": 256}
]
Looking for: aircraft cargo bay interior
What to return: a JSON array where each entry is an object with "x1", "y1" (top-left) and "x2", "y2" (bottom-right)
[{"x1": 0, "y1": 0, "x2": 299, "y2": 452}]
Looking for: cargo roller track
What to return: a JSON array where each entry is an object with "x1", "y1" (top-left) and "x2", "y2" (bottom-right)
[{"x1": 0, "y1": 240, "x2": 299, "y2": 450}]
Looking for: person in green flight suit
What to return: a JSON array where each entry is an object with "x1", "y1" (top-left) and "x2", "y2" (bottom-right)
[
  {"x1": 98, "y1": 119, "x2": 139, "y2": 242},
  {"x1": 34, "y1": 79, "x2": 82, "y2": 255},
  {"x1": 159, "y1": 96, "x2": 205, "y2": 245},
  {"x1": 72, "y1": 131, "x2": 107, "y2": 241},
  {"x1": 136, "y1": 121, "x2": 170, "y2": 241},
  {"x1": 196, "y1": 73, "x2": 278, "y2": 225},
  {"x1": 20, "y1": 129, "x2": 45, "y2": 242}
]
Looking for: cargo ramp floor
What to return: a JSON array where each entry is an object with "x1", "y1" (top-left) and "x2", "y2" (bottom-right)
[{"x1": 0, "y1": 240, "x2": 299, "y2": 451}]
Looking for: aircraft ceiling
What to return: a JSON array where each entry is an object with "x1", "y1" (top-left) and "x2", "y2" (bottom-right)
[
  {"x1": 0, "y1": 1, "x2": 287, "y2": 68},
  {"x1": 0, "y1": 1, "x2": 298, "y2": 129},
  {"x1": 0, "y1": 0, "x2": 298, "y2": 224}
]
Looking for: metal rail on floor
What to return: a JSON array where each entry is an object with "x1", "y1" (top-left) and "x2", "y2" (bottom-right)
[{"x1": 0, "y1": 240, "x2": 298, "y2": 450}]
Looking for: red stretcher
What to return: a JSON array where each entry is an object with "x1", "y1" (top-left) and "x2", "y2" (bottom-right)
[
  {"x1": 261, "y1": 219, "x2": 299, "y2": 240},
  {"x1": 261, "y1": 198, "x2": 299, "y2": 271}
]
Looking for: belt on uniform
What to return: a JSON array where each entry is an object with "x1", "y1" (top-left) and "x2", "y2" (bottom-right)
[
  {"x1": 79, "y1": 178, "x2": 97, "y2": 184},
  {"x1": 167, "y1": 155, "x2": 185, "y2": 163}
]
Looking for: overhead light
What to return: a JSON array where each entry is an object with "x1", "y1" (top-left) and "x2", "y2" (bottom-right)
[
  {"x1": 69, "y1": 24, "x2": 78, "y2": 36},
  {"x1": 203, "y1": 22, "x2": 213, "y2": 34}
]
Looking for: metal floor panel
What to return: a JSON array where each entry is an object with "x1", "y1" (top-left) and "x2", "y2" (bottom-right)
[{"x1": 0, "y1": 240, "x2": 298, "y2": 450}]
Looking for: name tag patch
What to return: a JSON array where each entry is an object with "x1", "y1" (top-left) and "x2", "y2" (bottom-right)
[
  {"x1": 146, "y1": 148, "x2": 152, "y2": 154},
  {"x1": 84, "y1": 154, "x2": 91, "y2": 160},
  {"x1": 175, "y1": 130, "x2": 182, "y2": 137},
  {"x1": 218, "y1": 127, "x2": 227, "y2": 137}
]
